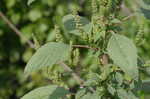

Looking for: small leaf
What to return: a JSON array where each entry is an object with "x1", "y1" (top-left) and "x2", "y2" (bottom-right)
[
  {"x1": 115, "y1": 72, "x2": 123, "y2": 86},
  {"x1": 21, "y1": 85, "x2": 69, "y2": 99},
  {"x1": 128, "y1": 91, "x2": 138, "y2": 99},
  {"x1": 62, "y1": 14, "x2": 92, "y2": 35},
  {"x1": 107, "y1": 33, "x2": 138, "y2": 80},
  {"x1": 100, "y1": 65, "x2": 111, "y2": 81},
  {"x1": 27, "y1": 0, "x2": 35, "y2": 5},
  {"x1": 110, "y1": 18, "x2": 121, "y2": 24},
  {"x1": 117, "y1": 89, "x2": 129, "y2": 99},
  {"x1": 107, "y1": 84, "x2": 116, "y2": 95},
  {"x1": 84, "y1": 73, "x2": 99, "y2": 86},
  {"x1": 24, "y1": 42, "x2": 70, "y2": 75},
  {"x1": 75, "y1": 88, "x2": 86, "y2": 99}
]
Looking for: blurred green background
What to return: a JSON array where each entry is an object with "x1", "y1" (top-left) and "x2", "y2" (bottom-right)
[{"x1": 0, "y1": 0, "x2": 150, "y2": 99}]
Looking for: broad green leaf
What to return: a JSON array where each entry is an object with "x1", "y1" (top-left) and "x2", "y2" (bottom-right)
[
  {"x1": 21, "y1": 85, "x2": 69, "y2": 99},
  {"x1": 62, "y1": 14, "x2": 92, "y2": 35},
  {"x1": 24, "y1": 42, "x2": 70, "y2": 75},
  {"x1": 107, "y1": 33, "x2": 138, "y2": 80},
  {"x1": 28, "y1": 0, "x2": 36, "y2": 5}
]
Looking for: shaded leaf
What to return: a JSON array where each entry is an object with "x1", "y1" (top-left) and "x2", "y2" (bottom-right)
[
  {"x1": 140, "y1": 8, "x2": 150, "y2": 19},
  {"x1": 138, "y1": 80, "x2": 150, "y2": 93},
  {"x1": 107, "y1": 33, "x2": 138, "y2": 80},
  {"x1": 21, "y1": 85, "x2": 69, "y2": 99},
  {"x1": 62, "y1": 14, "x2": 92, "y2": 35},
  {"x1": 24, "y1": 42, "x2": 70, "y2": 75}
]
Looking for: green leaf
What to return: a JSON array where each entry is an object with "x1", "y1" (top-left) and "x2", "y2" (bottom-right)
[
  {"x1": 115, "y1": 72, "x2": 123, "y2": 86},
  {"x1": 107, "y1": 33, "x2": 138, "y2": 80},
  {"x1": 27, "y1": 0, "x2": 36, "y2": 5},
  {"x1": 62, "y1": 14, "x2": 92, "y2": 35},
  {"x1": 138, "y1": 80, "x2": 150, "y2": 93},
  {"x1": 117, "y1": 89, "x2": 138, "y2": 99},
  {"x1": 21, "y1": 85, "x2": 69, "y2": 99},
  {"x1": 107, "y1": 84, "x2": 116, "y2": 95},
  {"x1": 75, "y1": 88, "x2": 86, "y2": 99},
  {"x1": 100, "y1": 65, "x2": 111, "y2": 81},
  {"x1": 117, "y1": 89, "x2": 129, "y2": 99},
  {"x1": 24, "y1": 42, "x2": 70, "y2": 75},
  {"x1": 128, "y1": 91, "x2": 138, "y2": 99},
  {"x1": 110, "y1": 18, "x2": 121, "y2": 24},
  {"x1": 145, "y1": 67, "x2": 150, "y2": 76}
]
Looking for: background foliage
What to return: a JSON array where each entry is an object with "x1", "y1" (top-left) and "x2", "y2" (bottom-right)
[{"x1": 0, "y1": 0, "x2": 150, "y2": 99}]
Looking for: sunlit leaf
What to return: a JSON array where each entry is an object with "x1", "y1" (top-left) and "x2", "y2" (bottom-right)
[
  {"x1": 24, "y1": 42, "x2": 70, "y2": 75},
  {"x1": 107, "y1": 33, "x2": 138, "y2": 80}
]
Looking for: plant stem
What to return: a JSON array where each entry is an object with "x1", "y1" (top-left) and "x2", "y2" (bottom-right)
[
  {"x1": 59, "y1": 62, "x2": 95, "y2": 92},
  {"x1": 0, "y1": 11, "x2": 35, "y2": 48},
  {"x1": 59, "y1": 62, "x2": 84, "y2": 84},
  {"x1": 122, "y1": 13, "x2": 136, "y2": 21},
  {"x1": 72, "y1": 45, "x2": 99, "y2": 51}
]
